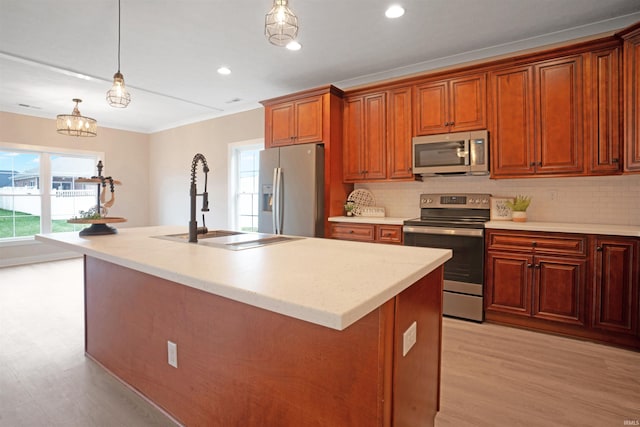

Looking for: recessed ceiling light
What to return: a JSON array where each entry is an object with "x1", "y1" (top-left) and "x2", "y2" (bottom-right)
[
  {"x1": 286, "y1": 41, "x2": 302, "y2": 51},
  {"x1": 217, "y1": 67, "x2": 231, "y2": 75},
  {"x1": 385, "y1": 5, "x2": 405, "y2": 18}
]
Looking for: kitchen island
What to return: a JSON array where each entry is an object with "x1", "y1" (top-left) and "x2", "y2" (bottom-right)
[{"x1": 36, "y1": 226, "x2": 451, "y2": 427}]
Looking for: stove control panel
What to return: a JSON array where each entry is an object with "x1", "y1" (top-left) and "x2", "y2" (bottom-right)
[{"x1": 420, "y1": 193, "x2": 491, "y2": 209}]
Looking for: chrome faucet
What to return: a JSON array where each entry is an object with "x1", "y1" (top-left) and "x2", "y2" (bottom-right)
[{"x1": 189, "y1": 153, "x2": 210, "y2": 243}]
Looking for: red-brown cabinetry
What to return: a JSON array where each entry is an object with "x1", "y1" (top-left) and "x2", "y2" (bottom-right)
[{"x1": 414, "y1": 73, "x2": 486, "y2": 135}]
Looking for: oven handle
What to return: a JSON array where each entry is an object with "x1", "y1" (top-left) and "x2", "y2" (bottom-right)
[{"x1": 403, "y1": 225, "x2": 484, "y2": 237}]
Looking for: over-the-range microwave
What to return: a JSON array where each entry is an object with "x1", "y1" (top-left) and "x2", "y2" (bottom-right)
[{"x1": 412, "y1": 130, "x2": 489, "y2": 176}]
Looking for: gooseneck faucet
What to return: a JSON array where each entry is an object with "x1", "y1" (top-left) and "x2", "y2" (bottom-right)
[{"x1": 189, "y1": 153, "x2": 210, "y2": 243}]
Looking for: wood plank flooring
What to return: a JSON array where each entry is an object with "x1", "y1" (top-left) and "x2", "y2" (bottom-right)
[{"x1": 1, "y1": 259, "x2": 638, "y2": 426}]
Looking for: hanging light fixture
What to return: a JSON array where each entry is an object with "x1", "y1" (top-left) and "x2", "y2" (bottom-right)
[
  {"x1": 106, "y1": 0, "x2": 131, "y2": 107},
  {"x1": 56, "y1": 99, "x2": 98, "y2": 137},
  {"x1": 265, "y1": 0, "x2": 299, "y2": 47}
]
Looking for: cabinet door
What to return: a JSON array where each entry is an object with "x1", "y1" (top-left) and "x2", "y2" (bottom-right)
[
  {"x1": 624, "y1": 32, "x2": 640, "y2": 172},
  {"x1": 363, "y1": 93, "x2": 387, "y2": 180},
  {"x1": 376, "y1": 225, "x2": 403, "y2": 245},
  {"x1": 343, "y1": 97, "x2": 365, "y2": 181},
  {"x1": 534, "y1": 56, "x2": 584, "y2": 174},
  {"x1": 486, "y1": 252, "x2": 532, "y2": 316},
  {"x1": 449, "y1": 74, "x2": 486, "y2": 132},
  {"x1": 414, "y1": 81, "x2": 448, "y2": 135},
  {"x1": 592, "y1": 237, "x2": 639, "y2": 335},
  {"x1": 295, "y1": 96, "x2": 323, "y2": 144},
  {"x1": 532, "y1": 255, "x2": 586, "y2": 326},
  {"x1": 268, "y1": 102, "x2": 296, "y2": 147},
  {"x1": 387, "y1": 87, "x2": 414, "y2": 180},
  {"x1": 489, "y1": 66, "x2": 536, "y2": 177},
  {"x1": 587, "y1": 47, "x2": 621, "y2": 173}
]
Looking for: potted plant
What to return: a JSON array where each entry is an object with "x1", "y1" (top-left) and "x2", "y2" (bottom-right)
[
  {"x1": 344, "y1": 200, "x2": 356, "y2": 216},
  {"x1": 505, "y1": 195, "x2": 531, "y2": 222}
]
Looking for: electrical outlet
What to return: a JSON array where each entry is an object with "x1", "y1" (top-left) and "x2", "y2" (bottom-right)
[
  {"x1": 402, "y1": 321, "x2": 417, "y2": 357},
  {"x1": 167, "y1": 341, "x2": 178, "y2": 368}
]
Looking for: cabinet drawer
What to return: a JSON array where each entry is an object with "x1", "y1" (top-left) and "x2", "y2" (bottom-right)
[
  {"x1": 331, "y1": 223, "x2": 375, "y2": 242},
  {"x1": 487, "y1": 231, "x2": 587, "y2": 256},
  {"x1": 377, "y1": 225, "x2": 403, "y2": 244}
]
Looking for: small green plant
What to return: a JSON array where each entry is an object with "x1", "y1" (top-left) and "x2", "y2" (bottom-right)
[
  {"x1": 76, "y1": 207, "x2": 101, "y2": 219},
  {"x1": 505, "y1": 195, "x2": 531, "y2": 212},
  {"x1": 344, "y1": 200, "x2": 356, "y2": 215}
]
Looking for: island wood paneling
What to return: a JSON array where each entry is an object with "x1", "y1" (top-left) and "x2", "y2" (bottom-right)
[{"x1": 84, "y1": 256, "x2": 443, "y2": 427}]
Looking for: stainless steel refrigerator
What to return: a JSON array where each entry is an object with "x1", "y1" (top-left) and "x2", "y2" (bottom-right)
[{"x1": 258, "y1": 144, "x2": 324, "y2": 237}]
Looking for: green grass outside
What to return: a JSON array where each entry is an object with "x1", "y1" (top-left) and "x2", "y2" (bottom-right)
[{"x1": 0, "y1": 208, "x2": 84, "y2": 238}]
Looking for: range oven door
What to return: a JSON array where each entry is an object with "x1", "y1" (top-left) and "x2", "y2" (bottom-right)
[{"x1": 403, "y1": 225, "x2": 484, "y2": 321}]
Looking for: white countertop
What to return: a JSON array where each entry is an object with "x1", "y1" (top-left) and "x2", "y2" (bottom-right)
[
  {"x1": 485, "y1": 221, "x2": 640, "y2": 237},
  {"x1": 328, "y1": 216, "x2": 411, "y2": 225},
  {"x1": 36, "y1": 226, "x2": 450, "y2": 331}
]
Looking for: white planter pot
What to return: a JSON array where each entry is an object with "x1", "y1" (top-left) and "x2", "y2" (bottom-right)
[{"x1": 512, "y1": 211, "x2": 527, "y2": 222}]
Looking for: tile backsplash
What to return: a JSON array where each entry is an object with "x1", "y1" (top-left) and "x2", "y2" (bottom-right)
[{"x1": 355, "y1": 174, "x2": 640, "y2": 226}]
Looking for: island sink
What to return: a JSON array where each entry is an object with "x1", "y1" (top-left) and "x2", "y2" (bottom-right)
[{"x1": 153, "y1": 230, "x2": 299, "y2": 250}]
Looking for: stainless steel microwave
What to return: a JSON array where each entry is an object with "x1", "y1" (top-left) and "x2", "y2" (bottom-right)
[{"x1": 412, "y1": 130, "x2": 489, "y2": 176}]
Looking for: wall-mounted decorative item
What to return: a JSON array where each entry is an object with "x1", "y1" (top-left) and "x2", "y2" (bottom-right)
[
  {"x1": 106, "y1": 0, "x2": 131, "y2": 108},
  {"x1": 490, "y1": 196, "x2": 514, "y2": 220},
  {"x1": 56, "y1": 99, "x2": 98, "y2": 137}
]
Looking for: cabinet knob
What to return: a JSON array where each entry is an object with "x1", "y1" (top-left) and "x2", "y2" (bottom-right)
[
  {"x1": 349, "y1": 230, "x2": 354, "y2": 234},
  {"x1": 530, "y1": 162, "x2": 537, "y2": 167},
  {"x1": 444, "y1": 121, "x2": 450, "y2": 126},
  {"x1": 596, "y1": 246, "x2": 603, "y2": 252},
  {"x1": 612, "y1": 158, "x2": 619, "y2": 164},
  {"x1": 534, "y1": 264, "x2": 540, "y2": 269},
  {"x1": 538, "y1": 162, "x2": 542, "y2": 167},
  {"x1": 527, "y1": 263, "x2": 533, "y2": 268},
  {"x1": 449, "y1": 121, "x2": 455, "y2": 126},
  {"x1": 531, "y1": 241, "x2": 537, "y2": 247}
]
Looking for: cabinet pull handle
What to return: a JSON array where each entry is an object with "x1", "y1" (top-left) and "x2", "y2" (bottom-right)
[
  {"x1": 527, "y1": 263, "x2": 533, "y2": 268},
  {"x1": 531, "y1": 241, "x2": 537, "y2": 247},
  {"x1": 538, "y1": 162, "x2": 542, "y2": 166},
  {"x1": 612, "y1": 159, "x2": 619, "y2": 163},
  {"x1": 530, "y1": 162, "x2": 537, "y2": 167},
  {"x1": 449, "y1": 121, "x2": 454, "y2": 126},
  {"x1": 534, "y1": 264, "x2": 540, "y2": 269},
  {"x1": 596, "y1": 246, "x2": 603, "y2": 251},
  {"x1": 444, "y1": 121, "x2": 450, "y2": 126}
]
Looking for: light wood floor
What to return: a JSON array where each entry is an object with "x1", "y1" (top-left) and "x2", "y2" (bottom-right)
[{"x1": 1, "y1": 259, "x2": 638, "y2": 427}]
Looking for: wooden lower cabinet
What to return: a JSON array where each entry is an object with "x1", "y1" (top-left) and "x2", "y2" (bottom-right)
[
  {"x1": 592, "y1": 236, "x2": 639, "y2": 336},
  {"x1": 331, "y1": 222, "x2": 403, "y2": 245},
  {"x1": 486, "y1": 229, "x2": 640, "y2": 350}
]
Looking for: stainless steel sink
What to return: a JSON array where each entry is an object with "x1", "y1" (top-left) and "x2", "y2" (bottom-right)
[
  {"x1": 161, "y1": 230, "x2": 245, "y2": 240},
  {"x1": 152, "y1": 231, "x2": 301, "y2": 250}
]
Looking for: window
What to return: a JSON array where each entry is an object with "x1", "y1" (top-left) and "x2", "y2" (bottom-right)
[
  {"x1": 229, "y1": 141, "x2": 263, "y2": 232},
  {"x1": 0, "y1": 145, "x2": 101, "y2": 240}
]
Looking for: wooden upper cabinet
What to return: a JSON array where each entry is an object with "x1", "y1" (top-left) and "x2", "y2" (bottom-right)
[
  {"x1": 387, "y1": 87, "x2": 414, "y2": 179},
  {"x1": 586, "y1": 46, "x2": 622, "y2": 173},
  {"x1": 489, "y1": 65, "x2": 536, "y2": 177},
  {"x1": 534, "y1": 55, "x2": 584, "y2": 175},
  {"x1": 264, "y1": 95, "x2": 323, "y2": 147},
  {"x1": 414, "y1": 73, "x2": 486, "y2": 135},
  {"x1": 490, "y1": 55, "x2": 586, "y2": 177},
  {"x1": 343, "y1": 88, "x2": 415, "y2": 183},
  {"x1": 622, "y1": 25, "x2": 640, "y2": 172}
]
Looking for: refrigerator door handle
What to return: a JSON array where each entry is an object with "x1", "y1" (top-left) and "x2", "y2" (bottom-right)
[
  {"x1": 275, "y1": 167, "x2": 283, "y2": 234},
  {"x1": 272, "y1": 167, "x2": 279, "y2": 234}
]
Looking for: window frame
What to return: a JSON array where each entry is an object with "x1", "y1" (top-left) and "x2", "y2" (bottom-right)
[
  {"x1": 227, "y1": 139, "x2": 263, "y2": 232},
  {"x1": 0, "y1": 142, "x2": 104, "y2": 243}
]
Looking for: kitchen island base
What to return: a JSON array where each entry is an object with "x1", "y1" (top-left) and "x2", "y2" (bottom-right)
[{"x1": 84, "y1": 256, "x2": 443, "y2": 427}]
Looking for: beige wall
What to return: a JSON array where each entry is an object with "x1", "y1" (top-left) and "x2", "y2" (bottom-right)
[
  {"x1": 0, "y1": 111, "x2": 150, "y2": 265},
  {"x1": 148, "y1": 108, "x2": 264, "y2": 229}
]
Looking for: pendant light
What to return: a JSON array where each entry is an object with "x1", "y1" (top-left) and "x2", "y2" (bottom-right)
[
  {"x1": 265, "y1": 0, "x2": 299, "y2": 47},
  {"x1": 106, "y1": 0, "x2": 131, "y2": 107},
  {"x1": 56, "y1": 99, "x2": 98, "y2": 137}
]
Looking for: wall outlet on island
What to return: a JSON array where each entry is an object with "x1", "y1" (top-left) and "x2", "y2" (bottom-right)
[
  {"x1": 402, "y1": 321, "x2": 417, "y2": 357},
  {"x1": 168, "y1": 340, "x2": 178, "y2": 368}
]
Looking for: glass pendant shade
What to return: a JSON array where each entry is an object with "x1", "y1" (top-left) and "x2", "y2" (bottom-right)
[
  {"x1": 106, "y1": 71, "x2": 131, "y2": 107},
  {"x1": 56, "y1": 99, "x2": 98, "y2": 137},
  {"x1": 265, "y1": 0, "x2": 298, "y2": 47}
]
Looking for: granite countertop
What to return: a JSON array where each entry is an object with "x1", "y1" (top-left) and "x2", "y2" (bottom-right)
[
  {"x1": 36, "y1": 226, "x2": 450, "y2": 331},
  {"x1": 485, "y1": 221, "x2": 640, "y2": 237}
]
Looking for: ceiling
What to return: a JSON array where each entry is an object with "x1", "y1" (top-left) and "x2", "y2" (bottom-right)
[{"x1": 1, "y1": 1, "x2": 639, "y2": 134}]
